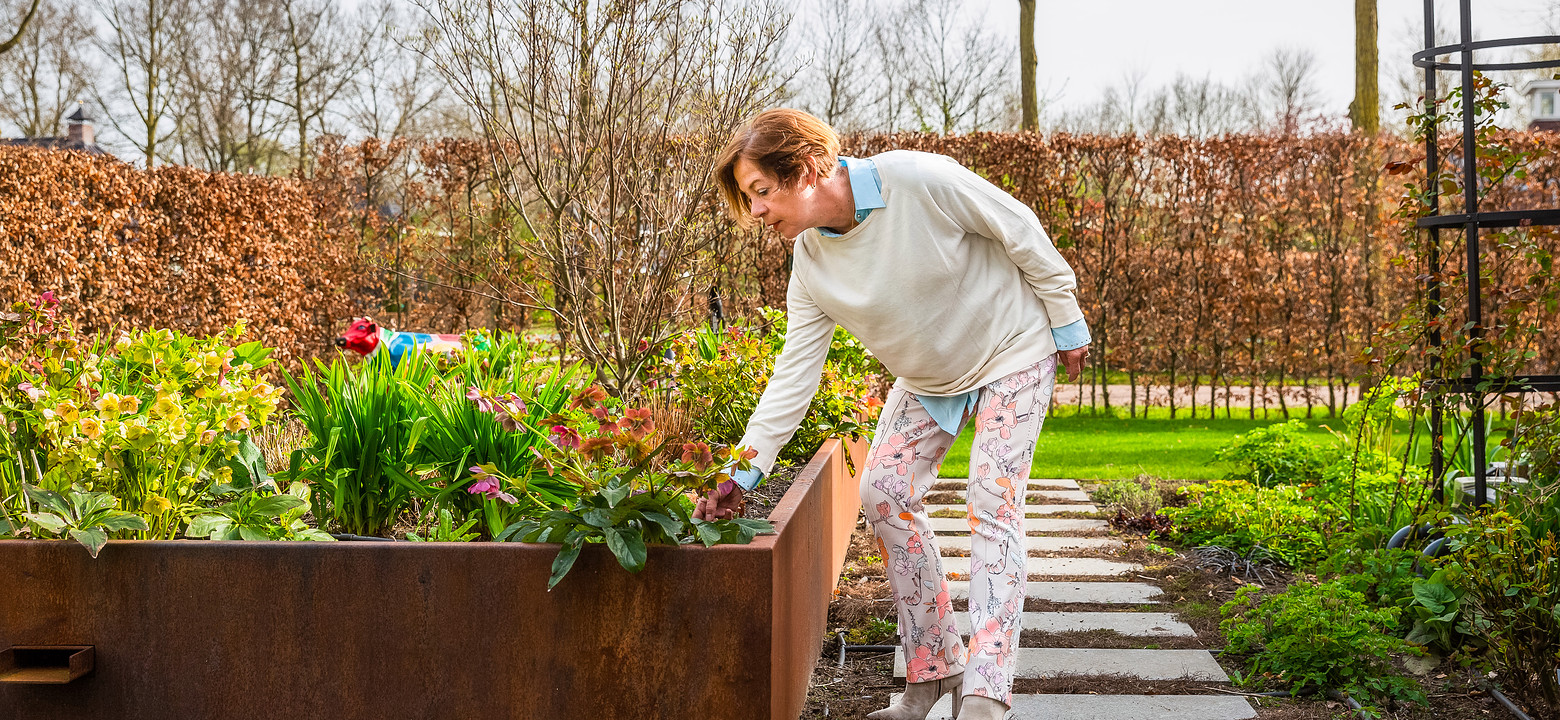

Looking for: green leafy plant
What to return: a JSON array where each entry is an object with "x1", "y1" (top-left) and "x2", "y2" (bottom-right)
[
  {"x1": 1093, "y1": 475, "x2": 1163, "y2": 515},
  {"x1": 1220, "y1": 579, "x2": 1426, "y2": 712},
  {"x1": 406, "y1": 507, "x2": 480, "y2": 542},
  {"x1": 1166, "y1": 479, "x2": 1327, "y2": 566},
  {"x1": 19, "y1": 484, "x2": 149, "y2": 557},
  {"x1": 1215, "y1": 419, "x2": 1337, "y2": 487},
  {"x1": 664, "y1": 311, "x2": 881, "y2": 469},
  {"x1": 282, "y1": 350, "x2": 437, "y2": 537},
  {"x1": 1404, "y1": 567, "x2": 1470, "y2": 656},
  {"x1": 1, "y1": 294, "x2": 283, "y2": 539},
  {"x1": 1440, "y1": 509, "x2": 1560, "y2": 715},
  {"x1": 187, "y1": 481, "x2": 334, "y2": 542},
  {"x1": 845, "y1": 617, "x2": 898, "y2": 645}
]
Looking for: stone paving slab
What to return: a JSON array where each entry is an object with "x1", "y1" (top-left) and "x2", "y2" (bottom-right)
[
  {"x1": 893, "y1": 694, "x2": 1256, "y2": 720},
  {"x1": 933, "y1": 490, "x2": 1094, "y2": 503},
  {"x1": 936, "y1": 535, "x2": 1123, "y2": 553},
  {"x1": 938, "y1": 478, "x2": 1082, "y2": 489},
  {"x1": 945, "y1": 581, "x2": 1163, "y2": 604},
  {"x1": 940, "y1": 556, "x2": 1142, "y2": 579},
  {"x1": 921, "y1": 503, "x2": 1099, "y2": 516},
  {"x1": 927, "y1": 517, "x2": 1109, "y2": 534},
  {"x1": 895, "y1": 648, "x2": 1229, "y2": 682},
  {"x1": 950, "y1": 611, "x2": 1193, "y2": 637}
]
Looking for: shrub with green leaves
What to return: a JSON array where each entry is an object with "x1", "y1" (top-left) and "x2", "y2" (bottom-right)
[
  {"x1": 1441, "y1": 509, "x2": 1560, "y2": 715},
  {"x1": 1165, "y1": 479, "x2": 1327, "y2": 566},
  {"x1": 664, "y1": 311, "x2": 882, "y2": 468},
  {"x1": 1221, "y1": 579, "x2": 1426, "y2": 711},
  {"x1": 1093, "y1": 475, "x2": 1162, "y2": 516},
  {"x1": 1215, "y1": 419, "x2": 1337, "y2": 487},
  {"x1": 17, "y1": 484, "x2": 149, "y2": 557}
]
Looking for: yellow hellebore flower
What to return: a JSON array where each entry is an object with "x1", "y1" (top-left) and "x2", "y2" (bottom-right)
[
  {"x1": 78, "y1": 416, "x2": 103, "y2": 439},
  {"x1": 152, "y1": 394, "x2": 181, "y2": 419},
  {"x1": 121, "y1": 420, "x2": 156, "y2": 450},
  {"x1": 199, "y1": 429, "x2": 218, "y2": 446},
  {"x1": 120, "y1": 395, "x2": 141, "y2": 415},
  {"x1": 141, "y1": 495, "x2": 173, "y2": 515},
  {"x1": 201, "y1": 351, "x2": 223, "y2": 375},
  {"x1": 223, "y1": 413, "x2": 250, "y2": 433},
  {"x1": 95, "y1": 393, "x2": 121, "y2": 416}
]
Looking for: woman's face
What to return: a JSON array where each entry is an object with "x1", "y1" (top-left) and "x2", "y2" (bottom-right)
[{"x1": 733, "y1": 156, "x2": 820, "y2": 240}]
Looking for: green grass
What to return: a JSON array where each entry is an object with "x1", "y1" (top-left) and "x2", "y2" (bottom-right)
[{"x1": 937, "y1": 406, "x2": 1512, "y2": 482}]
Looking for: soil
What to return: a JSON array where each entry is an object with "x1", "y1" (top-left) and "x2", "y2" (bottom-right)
[{"x1": 742, "y1": 463, "x2": 802, "y2": 521}]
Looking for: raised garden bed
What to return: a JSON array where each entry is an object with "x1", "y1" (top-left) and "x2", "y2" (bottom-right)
[{"x1": 0, "y1": 437, "x2": 867, "y2": 720}]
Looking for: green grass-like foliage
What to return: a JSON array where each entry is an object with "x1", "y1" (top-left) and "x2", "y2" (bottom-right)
[{"x1": 1221, "y1": 579, "x2": 1426, "y2": 712}]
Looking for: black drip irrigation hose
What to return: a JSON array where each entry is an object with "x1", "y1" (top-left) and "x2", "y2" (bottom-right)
[
  {"x1": 835, "y1": 633, "x2": 898, "y2": 667},
  {"x1": 1481, "y1": 682, "x2": 1535, "y2": 720},
  {"x1": 330, "y1": 533, "x2": 395, "y2": 542}
]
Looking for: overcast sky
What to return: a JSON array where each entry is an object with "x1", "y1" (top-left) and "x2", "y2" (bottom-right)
[{"x1": 967, "y1": 0, "x2": 1556, "y2": 121}]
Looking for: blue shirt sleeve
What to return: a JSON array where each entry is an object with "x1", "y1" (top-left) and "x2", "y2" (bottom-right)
[
  {"x1": 1052, "y1": 318, "x2": 1091, "y2": 351},
  {"x1": 733, "y1": 466, "x2": 765, "y2": 491}
]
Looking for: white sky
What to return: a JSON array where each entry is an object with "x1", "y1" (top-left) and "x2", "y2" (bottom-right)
[{"x1": 965, "y1": 0, "x2": 1556, "y2": 119}]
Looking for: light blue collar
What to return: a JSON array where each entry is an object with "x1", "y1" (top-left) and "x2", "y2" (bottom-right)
[{"x1": 818, "y1": 156, "x2": 885, "y2": 237}]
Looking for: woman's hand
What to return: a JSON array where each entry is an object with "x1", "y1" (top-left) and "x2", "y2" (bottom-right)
[
  {"x1": 694, "y1": 479, "x2": 744, "y2": 521},
  {"x1": 1058, "y1": 344, "x2": 1090, "y2": 380}
]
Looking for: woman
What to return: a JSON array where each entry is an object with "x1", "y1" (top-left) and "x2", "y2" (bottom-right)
[{"x1": 694, "y1": 109, "x2": 1090, "y2": 720}]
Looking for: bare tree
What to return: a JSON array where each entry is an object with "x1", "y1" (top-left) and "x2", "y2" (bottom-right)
[
  {"x1": 0, "y1": 0, "x2": 42, "y2": 56},
  {"x1": 902, "y1": 0, "x2": 1013, "y2": 133},
  {"x1": 794, "y1": 0, "x2": 874, "y2": 131},
  {"x1": 274, "y1": 0, "x2": 372, "y2": 172},
  {"x1": 0, "y1": 0, "x2": 94, "y2": 137},
  {"x1": 96, "y1": 0, "x2": 191, "y2": 167},
  {"x1": 345, "y1": 0, "x2": 443, "y2": 141},
  {"x1": 414, "y1": 0, "x2": 791, "y2": 392},
  {"x1": 171, "y1": 0, "x2": 289, "y2": 172},
  {"x1": 1260, "y1": 46, "x2": 1321, "y2": 135},
  {"x1": 869, "y1": 3, "x2": 914, "y2": 131}
]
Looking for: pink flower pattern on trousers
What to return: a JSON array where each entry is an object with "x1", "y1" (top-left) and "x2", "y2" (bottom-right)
[{"x1": 860, "y1": 356, "x2": 1057, "y2": 704}]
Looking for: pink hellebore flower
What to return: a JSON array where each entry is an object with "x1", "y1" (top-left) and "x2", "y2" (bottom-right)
[
  {"x1": 17, "y1": 382, "x2": 44, "y2": 403},
  {"x1": 466, "y1": 387, "x2": 498, "y2": 414},
  {"x1": 466, "y1": 467, "x2": 518, "y2": 504},
  {"x1": 550, "y1": 425, "x2": 582, "y2": 450}
]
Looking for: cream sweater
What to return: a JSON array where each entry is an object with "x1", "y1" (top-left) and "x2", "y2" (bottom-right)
[{"x1": 737, "y1": 150, "x2": 1085, "y2": 474}]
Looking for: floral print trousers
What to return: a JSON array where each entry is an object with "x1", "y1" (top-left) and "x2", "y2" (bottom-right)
[{"x1": 861, "y1": 356, "x2": 1057, "y2": 706}]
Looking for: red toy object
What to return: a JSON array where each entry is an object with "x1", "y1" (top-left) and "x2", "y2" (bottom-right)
[{"x1": 334, "y1": 317, "x2": 470, "y2": 366}]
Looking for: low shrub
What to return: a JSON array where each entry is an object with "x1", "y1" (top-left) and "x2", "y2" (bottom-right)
[
  {"x1": 1220, "y1": 579, "x2": 1426, "y2": 711},
  {"x1": 1093, "y1": 474, "x2": 1163, "y2": 515},
  {"x1": 1164, "y1": 479, "x2": 1327, "y2": 566},
  {"x1": 663, "y1": 310, "x2": 883, "y2": 469},
  {"x1": 1214, "y1": 419, "x2": 1337, "y2": 487},
  {"x1": 1442, "y1": 508, "x2": 1560, "y2": 715}
]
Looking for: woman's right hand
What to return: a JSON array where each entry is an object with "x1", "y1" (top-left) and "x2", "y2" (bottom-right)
[{"x1": 694, "y1": 479, "x2": 744, "y2": 521}]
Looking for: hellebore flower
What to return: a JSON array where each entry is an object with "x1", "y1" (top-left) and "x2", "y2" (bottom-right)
[
  {"x1": 550, "y1": 425, "x2": 581, "y2": 450},
  {"x1": 466, "y1": 466, "x2": 518, "y2": 504},
  {"x1": 621, "y1": 408, "x2": 654, "y2": 440},
  {"x1": 17, "y1": 382, "x2": 45, "y2": 403},
  {"x1": 466, "y1": 387, "x2": 498, "y2": 414},
  {"x1": 680, "y1": 441, "x2": 714, "y2": 471},
  {"x1": 568, "y1": 385, "x2": 608, "y2": 410}
]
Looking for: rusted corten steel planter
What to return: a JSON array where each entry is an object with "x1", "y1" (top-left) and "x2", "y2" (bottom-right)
[{"x1": 0, "y1": 437, "x2": 867, "y2": 720}]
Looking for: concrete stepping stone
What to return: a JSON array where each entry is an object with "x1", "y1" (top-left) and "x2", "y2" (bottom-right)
[
  {"x1": 895, "y1": 648, "x2": 1229, "y2": 682},
  {"x1": 938, "y1": 478, "x2": 1082, "y2": 490},
  {"x1": 940, "y1": 556, "x2": 1142, "y2": 579},
  {"x1": 945, "y1": 581, "x2": 1163, "y2": 604},
  {"x1": 926, "y1": 517, "x2": 1108, "y2": 534},
  {"x1": 893, "y1": 694, "x2": 1255, "y2": 720},
  {"x1": 933, "y1": 489, "x2": 1094, "y2": 503},
  {"x1": 936, "y1": 535, "x2": 1122, "y2": 553},
  {"x1": 949, "y1": 611, "x2": 1193, "y2": 637},
  {"x1": 921, "y1": 503, "x2": 1099, "y2": 516}
]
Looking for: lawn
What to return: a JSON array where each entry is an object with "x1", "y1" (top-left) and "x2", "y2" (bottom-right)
[{"x1": 936, "y1": 407, "x2": 1511, "y2": 482}]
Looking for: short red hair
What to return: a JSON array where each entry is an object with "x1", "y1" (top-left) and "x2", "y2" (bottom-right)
[{"x1": 713, "y1": 109, "x2": 841, "y2": 228}]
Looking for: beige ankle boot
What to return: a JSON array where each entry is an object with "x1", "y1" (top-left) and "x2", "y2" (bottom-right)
[
  {"x1": 867, "y1": 671, "x2": 963, "y2": 720},
  {"x1": 954, "y1": 694, "x2": 1009, "y2": 720}
]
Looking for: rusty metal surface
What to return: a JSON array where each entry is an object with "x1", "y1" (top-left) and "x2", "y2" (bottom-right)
[
  {"x1": 0, "y1": 441, "x2": 864, "y2": 720},
  {"x1": 768, "y1": 437, "x2": 868, "y2": 720}
]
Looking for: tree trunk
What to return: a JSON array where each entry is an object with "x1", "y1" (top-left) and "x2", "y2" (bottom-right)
[
  {"x1": 1018, "y1": 0, "x2": 1038, "y2": 132},
  {"x1": 1348, "y1": 0, "x2": 1379, "y2": 134}
]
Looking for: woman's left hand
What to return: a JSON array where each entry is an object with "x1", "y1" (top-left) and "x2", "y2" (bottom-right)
[{"x1": 1058, "y1": 345, "x2": 1090, "y2": 380}]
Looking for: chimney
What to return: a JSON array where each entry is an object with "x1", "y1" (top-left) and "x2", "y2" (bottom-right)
[{"x1": 66, "y1": 104, "x2": 93, "y2": 146}]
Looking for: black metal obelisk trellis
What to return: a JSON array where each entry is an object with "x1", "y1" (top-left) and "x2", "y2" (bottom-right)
[{"x1": 1415, "y1": 0, "x2": 1560, "y2": 506}]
